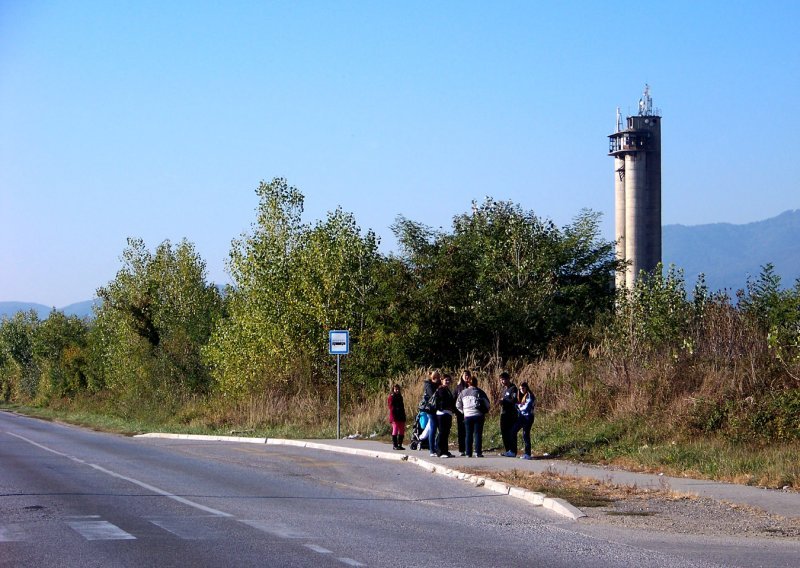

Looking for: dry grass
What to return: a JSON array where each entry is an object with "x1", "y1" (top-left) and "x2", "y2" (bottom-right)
[{"x1": 458, "y1": 465, "x2": 685, "y2": 508}]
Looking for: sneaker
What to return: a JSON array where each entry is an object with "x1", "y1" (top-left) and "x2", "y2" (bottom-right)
[
  {"x1": 459, "y1": 452, "x2": 466, "y2": 456},
  {"x1": 503, "y1": 451, "x2": 516, "y2": 458},
  {"x1": 439, "y1": 454, "x2": 450, "y2": 458},
  {"x1": 520, "y1": 454, "x2": 532, "y2": 460},
  {"x1": 476, "y1": 453, "x2": 484, "y2": 458},
  {"x1": 465, "y1": 454, "x2": 473, "y2": 458},
  {"x1": 430, "y1": 453, "x2": 437, "y2": 457},
  {"x1": 397, "y1": 446, "x2": 406, "y2": 450}
]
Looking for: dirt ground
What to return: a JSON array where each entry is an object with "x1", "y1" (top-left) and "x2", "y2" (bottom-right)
[{"x1": 462, "y1": 467, "x2": 800, "y2": 540}]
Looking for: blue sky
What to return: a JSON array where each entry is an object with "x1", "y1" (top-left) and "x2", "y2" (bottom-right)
[{"x1": 1, "y1": 1, "x2": 798, "y2": 307}]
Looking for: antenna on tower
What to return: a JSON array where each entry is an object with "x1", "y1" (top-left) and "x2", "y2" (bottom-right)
[
  {"x1": 616, "y1": 107, "x2": 622, "y2": 132},
  {"x1": 638, "y1": 84, "x2": 653, "y2": 116}
]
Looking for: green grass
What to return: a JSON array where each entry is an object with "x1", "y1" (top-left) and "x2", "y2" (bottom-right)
[{"x1": 532, "y1": 412, "x2": 800, "y2": 488}]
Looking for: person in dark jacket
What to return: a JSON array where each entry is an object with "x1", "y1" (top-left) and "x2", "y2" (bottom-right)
[
  {"x1": 388, "y1": 384, "x2": 407, "y2": 450},
  {"x1": 454, "y1": 370, "x2": 471, "y2": 456},
  {"x1": 435, "y1": 374, "x2": 456, "y2": 458},
  {"x1": 511, "y1": 382, "x2": 536, "y2": 459},
  {"x1": 420, "y1": 370, "x2": 441, "y2": 456},
  {"x1": 498, "y1": 371, "x2": 519, "y2": 457},
  {"x1": 455, "y1": 376, "x2": 490, "y2": 458}
]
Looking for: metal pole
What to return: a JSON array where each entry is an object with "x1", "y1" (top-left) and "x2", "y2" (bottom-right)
[{"x1": 336, "y1": 354, "x2": 341, "y2": 440}]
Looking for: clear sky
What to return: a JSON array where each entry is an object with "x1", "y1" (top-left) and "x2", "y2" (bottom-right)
[{"x1": 1, "y1": 1, "x2": 798, "y2": 307}]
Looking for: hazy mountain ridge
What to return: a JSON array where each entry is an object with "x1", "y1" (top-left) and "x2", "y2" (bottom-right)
[
  {"x1": 0, "y1": 299, "x2": 100, "y2": 320},
  {"x1": 663, "y1": 209, "x2": 800, "y2": 292}
]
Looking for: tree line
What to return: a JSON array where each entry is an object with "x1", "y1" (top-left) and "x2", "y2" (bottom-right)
[{"x1": 1, "y1": 178, "x2": 798, "y2": 442}]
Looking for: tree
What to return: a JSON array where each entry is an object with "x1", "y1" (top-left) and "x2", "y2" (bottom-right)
[
  {"x1": 206, "y1": 179, "x2": 391, "y2": 396},
  {"x1": 93, "y1": 237, "x2": 222, "y2": 406},
  {"x1": 392, "y1": 199, "x2": 616, "y2": 363},
  {"x1": 0, "y1": 311, "x2": 40, "y2": 400},
  {"x1": 32, "y1": 310, "x2": 89, "y2": 399}
]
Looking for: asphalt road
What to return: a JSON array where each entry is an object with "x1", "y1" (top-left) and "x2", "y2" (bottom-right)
[{"x1": 1, "y1": 411, "x2": 795, "y2": 568}]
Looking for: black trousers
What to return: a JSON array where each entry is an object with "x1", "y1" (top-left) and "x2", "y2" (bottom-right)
[
  {"x1": 455, "y1": 411, "x2": 465, "y2": 453},
  {"x1": 437, "y1": 413, "x2": 453, "y2": 456},
  {"x1": 500, "y1": 412, "x2": 517, "y2": 454}
]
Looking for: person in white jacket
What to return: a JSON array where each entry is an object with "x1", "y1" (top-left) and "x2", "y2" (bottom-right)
[{"x1": 455, "y1": 376, "x2": 491, "y2": 458}]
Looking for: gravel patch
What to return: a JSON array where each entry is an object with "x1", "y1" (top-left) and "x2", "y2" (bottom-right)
[{"x1": 580, "y1": 494, "x2": 800, "y2": 539}]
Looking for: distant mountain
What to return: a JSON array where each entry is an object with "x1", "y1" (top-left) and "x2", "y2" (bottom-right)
[
  {"x1": 663, "y1": 209, "x2": 800, "y2": 293},
  {"x1": 62, "y1": 299, "x2": 102, "y2": 318},
  {"x1": 0, "y1": 299, "x2": 100, "y2": 320}
]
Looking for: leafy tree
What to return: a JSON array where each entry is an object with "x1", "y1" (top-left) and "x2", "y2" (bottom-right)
[
  {"x1": 740, "y1": 265, "x2": 800, "y2": 379},
  {"x1": 206, "y1": 179, "x2": 390, "y2": 396},
  {"x1": 32, "y1": 310, "x2": 89, "y2": 399},
  {"x1": 0, "y1": 311, "x2": 40, "y2": 399},
  {"x1": 392, "y1": 199, "x2": 617, "y2": 364},
  {"x1": 93, "y1": 237, "x2": 222, "y2": 406},
  {"x1": 604, "y1": 264, "x2": 694, "y2": 363}
]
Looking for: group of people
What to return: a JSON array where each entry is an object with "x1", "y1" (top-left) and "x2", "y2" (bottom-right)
[{"x1": 386, "y1": 369, "x2": 536, "y2": 460}]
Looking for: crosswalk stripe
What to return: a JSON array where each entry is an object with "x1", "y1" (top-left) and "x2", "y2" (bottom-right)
[
  {"x1": 67, "y1": 520, "x2": 136, "y2": 541},
  {"x1": 239, "y1": 519, "x2": 309, "y2": 539},
  {"x1": 149, "y1": 518, "x2": 219, "y2": 540},
  {"x1": 337, "y1": 558, "x2": 366, "y2": 567},
  {"x1": 0, "y1": 525, "x2": 26, "y2": 542}
]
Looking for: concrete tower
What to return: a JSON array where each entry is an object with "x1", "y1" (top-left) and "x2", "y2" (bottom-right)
[{"x1": 608, "y1": 85, "x2": 662, "y2": 289}]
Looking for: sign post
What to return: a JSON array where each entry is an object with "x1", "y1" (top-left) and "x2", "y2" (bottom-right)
[{"x1": 328, "y1": 330, "x2": 349, "y2": 439}]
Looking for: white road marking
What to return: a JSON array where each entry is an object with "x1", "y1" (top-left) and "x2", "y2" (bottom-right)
[
  {"x1": 0, "y1": 525, "x2": 26, "y2": 542},
  {"x1": 337, "y1": 558, "x2": 366, "y2": 567},
  {"x1": 239, "y1": 520, "x2": 309, "y2": 539},
  {"x1": 305, "y1": 543, "x2": 332, "y2": 554},
  {"x1": 67, "y1": 520, "x2": 136, "y2": 541},
  {"x1": 7, "y1": 432, "x2": 233, "y2": 518},
  {"x1": 148, "y1": 517, "x2": 220, "y2": 540}
]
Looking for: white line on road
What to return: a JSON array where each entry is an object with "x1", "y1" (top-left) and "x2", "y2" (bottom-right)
[
  {"x1": 337, "y1": 558, "x2": 366, "y2": 567},
  {"x1": 6, "y1": 432, "x2": 233, "y2": 518},
  {"x1": 239, "y1": 519, "x2": 310, "y2": 539},
  {"x1": 305, "y1": 543, "x2": 332, "y2": 554},
  {"x1": 66, "y1": 520, "x2": 136, "y2": 541}
]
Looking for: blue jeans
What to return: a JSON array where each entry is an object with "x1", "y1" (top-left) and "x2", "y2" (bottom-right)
[
  {"x1": 464, "y1": 415, "x2": 485, "y2": 456},
  {"x1": 511, "y1": 414, "x2": 534, "y2": 456},
  {"x1": 425, "y1": 412, "x2": 439, "y2": 454}
]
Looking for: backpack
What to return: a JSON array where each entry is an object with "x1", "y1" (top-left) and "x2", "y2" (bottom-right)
[{"x1": 419, "y1": 390, "x2": 438, "y2": 413}]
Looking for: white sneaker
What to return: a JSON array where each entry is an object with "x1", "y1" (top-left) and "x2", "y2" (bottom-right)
[{"x1": 520, "y1": 454, "x2": 532, "y2": 460}]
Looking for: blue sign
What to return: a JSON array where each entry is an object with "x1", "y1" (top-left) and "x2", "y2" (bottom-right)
[{"x1": 329, "y1": 330, "x2": 349, "y2": 355}]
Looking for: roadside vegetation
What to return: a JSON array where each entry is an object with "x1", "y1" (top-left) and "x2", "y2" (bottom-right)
[{"x1": 2, "y1": 178, "x2": 798, "y2": 488}]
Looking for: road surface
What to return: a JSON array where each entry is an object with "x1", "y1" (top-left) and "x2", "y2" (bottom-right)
[{"x1": 1, "y1": 411, "x2": 796, "y2": 567}]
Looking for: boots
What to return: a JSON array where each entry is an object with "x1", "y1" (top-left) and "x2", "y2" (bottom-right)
[
  {"x1": 397, "y1": 434, "x2": 405, "y2": 450},
  {"x1": 392, "y1": 435, "x2": 399, "y2": 450}
]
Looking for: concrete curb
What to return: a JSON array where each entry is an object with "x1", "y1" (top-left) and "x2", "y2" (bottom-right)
[
  {"x1": 134, "y1": 433, "x2": 586, "y2": 520},
  {"x1": 135, "y1": 433, "x2": 267, "y2": 444}
]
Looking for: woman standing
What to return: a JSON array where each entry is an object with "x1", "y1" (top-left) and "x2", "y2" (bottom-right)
[
  {"x1": 512, "y1": 382, "x2": 536, "y2": 460},
  {"x1": 388, "y1": 384, "x2": 407, "y2": 450},
  {"x1": 454, "y1": 370, "x2": 471, "y2": 456},
  {"x1": 455, "y1": 376, "x2": 491, "y2": 458},
  {"x1": 435, "y1": 374, "x2": 456, "y2": 458},
  {"x1": 420, "y1": 370, "x2": 441, "y2": 456}
]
